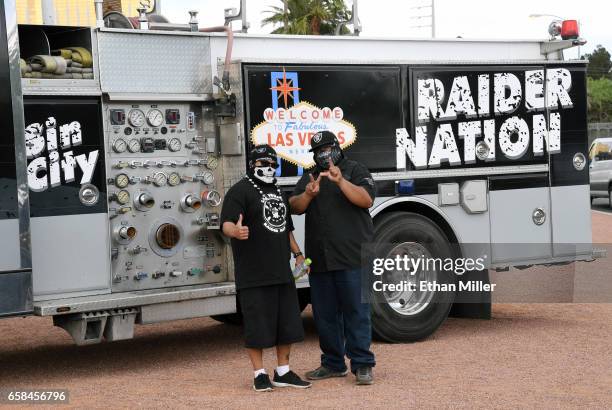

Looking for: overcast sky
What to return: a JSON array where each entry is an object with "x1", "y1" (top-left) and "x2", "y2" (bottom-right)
[{"x1": 161, "y1": 0, "x2": 611, "y2": 59}]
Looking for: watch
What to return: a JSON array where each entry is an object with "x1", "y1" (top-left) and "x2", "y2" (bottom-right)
[{"x1": 293, "y1": 251, "x2": 303, "y2": 258}]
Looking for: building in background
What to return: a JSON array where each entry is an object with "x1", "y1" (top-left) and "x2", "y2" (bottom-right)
[{"x1": 16, "y1": 0, "x2": 145, "y2": 26}]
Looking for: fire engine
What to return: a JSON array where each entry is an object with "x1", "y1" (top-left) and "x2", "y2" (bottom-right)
[{"x1": 0, "y1": 0, "x2": 596, "y2": 344}]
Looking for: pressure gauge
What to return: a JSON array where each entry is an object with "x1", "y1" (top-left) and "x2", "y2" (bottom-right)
[
  {"x1": 115, "y1": 173, "x2": 130, "y2": 189},
  {"x1": 128, "y1": 138, "x2": 141, "y2": 153},
  {"x1": 128, "y1": 109, "x2": 145, "y2": 127},
  {"x1": 206, "y1": 156, "x2": 218, "y2": 170},
  {"x1": 204, "y1": 190, "x2": 222, "y2": 207},
  {"x1": 152, "y1": 172, "x2": 167, "y2": 187},
  {"x1": 147, "y1": 109, "x2": 164, "y2": 127},
  {"x1": 116, "y1": 189, "x2": 130, "y2": 205},
  {"x1": 168, "y1": 172, "x2": 181, "y2": 186},
  {"x1": 202, "y1": 171, "x2": 214, "y2": 185},
  {"x1": 168, "y1": 138, "x2": 182, "y2": 152},
  {"x1": 112, "y1": 138, "x2": 127, "y2": 153}
]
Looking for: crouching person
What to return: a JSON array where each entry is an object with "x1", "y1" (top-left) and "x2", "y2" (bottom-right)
[{"x1": 221, "y1": 144, "x2": 312, "y2": 392}]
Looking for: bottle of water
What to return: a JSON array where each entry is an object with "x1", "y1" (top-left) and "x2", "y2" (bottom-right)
[{"x1": 293, "y1": 258, "x2": 312, "y2": 281}]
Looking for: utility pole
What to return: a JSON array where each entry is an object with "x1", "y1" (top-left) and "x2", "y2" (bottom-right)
[
  {"x1": 431, "y1": 0, "x2": 435, "y2": 38},
  {"x1": 41, "y1": 0, "x2": 56, "y2": 25},
  {"x1": 409, "y1": 0, "x2": 435, "y2": 38}
]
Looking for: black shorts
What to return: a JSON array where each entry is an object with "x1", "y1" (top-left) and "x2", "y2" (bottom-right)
[{"x1": 238, "y1": 282, "x2": 304, "y2": 349}]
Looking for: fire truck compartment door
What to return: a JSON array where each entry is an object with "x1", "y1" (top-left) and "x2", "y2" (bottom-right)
[
  {"x1": 547, "y1": 66, "x2": 592, "y2": 257},
  {"x1": 23, "y1": 97, "x2": 111, "y2": 300},
  {"x1": 489, "y1": 178, "x2": 552, "y2": 264}
]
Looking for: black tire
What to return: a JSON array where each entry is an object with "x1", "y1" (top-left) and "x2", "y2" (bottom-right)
[
  {"x1": 210, "y1": 312, "x2": 243, "y2": 325},
  {"x1": 211, "y1": 309, "x2": 243, "y2": 325},
  {"x1": 212, "y1": 287, "x2": 310, "y2": 326},
  {"x1": 609, "y1": 185, "x2": 612, "y2": 209},
  {"x1": 370, "y1": 211, "x2": 456, "y2": 343}
]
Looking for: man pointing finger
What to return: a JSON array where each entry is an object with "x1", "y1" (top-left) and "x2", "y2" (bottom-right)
[
  {"x1": 289, "y1": 130, "x2": 377, "y2": 385},
  {"x1": 305, "y1": 173, "x2": 322, "y2": 197}
]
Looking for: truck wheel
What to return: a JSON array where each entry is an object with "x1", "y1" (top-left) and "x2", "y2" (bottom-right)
[
  {"x1": 609, "y1": 185, "x2": 612, "y2": 208},
  {"x1": 211, "y1": 312, "x2": 243, "y2": 325},
  {"x1": 370, "y1": 212, "x2": 457, "y2": 342}
]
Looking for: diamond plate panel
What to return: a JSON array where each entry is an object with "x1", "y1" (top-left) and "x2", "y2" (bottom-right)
[{"x1": 97, "y1": 32, "x2": 211, "y2": 94}]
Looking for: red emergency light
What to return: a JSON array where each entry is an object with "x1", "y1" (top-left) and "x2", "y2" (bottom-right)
[{"x1": 561, "y1": 20, "x2": 579, "y2": 40}]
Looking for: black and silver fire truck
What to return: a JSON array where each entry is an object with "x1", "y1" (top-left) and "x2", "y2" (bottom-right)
[{"x1": 0, "y1": 0, "x2": 596, "y2": 344}]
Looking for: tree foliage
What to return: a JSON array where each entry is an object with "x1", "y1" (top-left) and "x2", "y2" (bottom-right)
[
  {"x1": 587, "y1": 77, "x2": 612, "y2": 122},
  {"x1": 261, "y1": 0, "x2": 351, "y2": 35},
  {"x1": 582, "y1": 45, "x2": 612, "y2": 79},
  {"x1": 583, "y1": 45, "x2": 612, "y2": 122}
]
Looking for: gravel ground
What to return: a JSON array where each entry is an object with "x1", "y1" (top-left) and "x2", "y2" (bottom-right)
[{"x1": 1, "y1": 212, "x2": 611, "y2": 409}]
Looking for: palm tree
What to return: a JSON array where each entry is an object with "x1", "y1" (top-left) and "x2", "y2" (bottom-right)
[{"x1": 262, "y1": 0, "x2": 351, "y2": 35}]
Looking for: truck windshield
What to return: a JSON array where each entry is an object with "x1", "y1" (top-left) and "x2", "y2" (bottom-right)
[{"x1": 590, "y1": 140, "x2": 612, "y2": 161}]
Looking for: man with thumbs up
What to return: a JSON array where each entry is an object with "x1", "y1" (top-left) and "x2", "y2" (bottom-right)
[
  {"x1": 290, "y1": 130, "x2": 377, "y2": 385},
  {"x1": 221, "y1": 144, "x2": 311, "y2": 392},
  {"x1": 230, "y1": 213, "x2": 249, "y2": 240}
]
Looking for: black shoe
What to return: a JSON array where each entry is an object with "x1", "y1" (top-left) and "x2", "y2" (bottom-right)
[
  {"x1": 272, "y1": 370, "x2": 312, "y2": 389},
  {"x1": 305, "y1": 366, "x2": 349, "y2": 380},
  {"x1": 355, "y1": 367, "x2": 373, "y2": 385},
  {"x1": 253, "y1": 373, "x2": 274, "y2": 392}
]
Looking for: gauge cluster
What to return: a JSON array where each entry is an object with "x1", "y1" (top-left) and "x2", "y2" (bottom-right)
[{"x1": 104, "y1": 102, "x2": 225, "y2": 293}]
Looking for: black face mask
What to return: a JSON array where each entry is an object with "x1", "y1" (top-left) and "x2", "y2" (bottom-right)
[{"x1": 314, "y1": 145, "x2": 343, "y2": 169}]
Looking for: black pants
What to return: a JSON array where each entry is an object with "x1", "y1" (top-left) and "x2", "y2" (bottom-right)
[
  {"x1": 238, "y1": 282, "x2": 304, "y2": 349},
  {"x1": 309, "y1": 268, "x2": 376, "y2": 373}
]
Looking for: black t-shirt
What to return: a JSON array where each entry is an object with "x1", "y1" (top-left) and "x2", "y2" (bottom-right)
[
  {"x1": 292, "y1": 158, "x2": 375, "y2": 273},
  {"x1": 221, "y1": 177, "x2": 295, "y2": 290}
]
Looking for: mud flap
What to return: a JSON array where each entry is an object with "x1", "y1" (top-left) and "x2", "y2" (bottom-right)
[
  {"x1": 449, "y1": 269, "x2": 492, "y2": 319},
  {"x1": 0, "y1": 271, "x2": 33, "y2": 317}
]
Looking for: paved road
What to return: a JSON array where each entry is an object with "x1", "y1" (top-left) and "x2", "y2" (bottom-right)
[{"x1": 0, "y1": 212, "x2": 611, "y2": 409}]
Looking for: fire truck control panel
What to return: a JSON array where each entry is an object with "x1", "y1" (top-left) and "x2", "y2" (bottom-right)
[{"x1": 104, "y1": 102, "x2": 225, "y2": 292}]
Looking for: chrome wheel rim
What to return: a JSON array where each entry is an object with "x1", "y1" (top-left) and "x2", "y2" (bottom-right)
[{"x1": 381, "y1": 242, "x2": 437, "y2": 316}]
